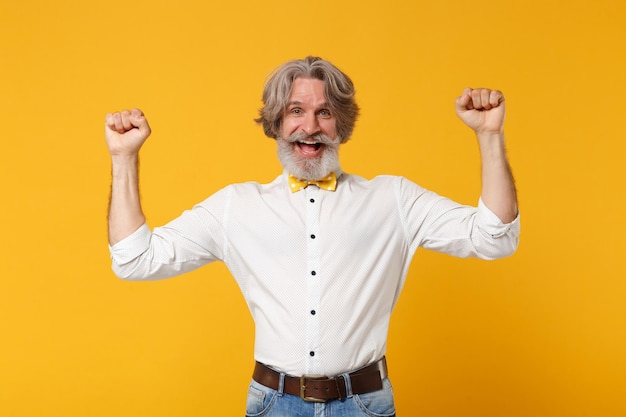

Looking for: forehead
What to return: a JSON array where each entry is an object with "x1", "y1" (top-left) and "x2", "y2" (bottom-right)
[{"x1": 288, "y1": 77, "x2": 327, "y2": 104}]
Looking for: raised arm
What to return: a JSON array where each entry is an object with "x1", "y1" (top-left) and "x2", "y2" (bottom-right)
[
  {"x1": 105, "y1": 108, "x2": 151, "y2": 245},
  {"x1": 455, "y1": 88, "x2": 518, "y2": 223}
]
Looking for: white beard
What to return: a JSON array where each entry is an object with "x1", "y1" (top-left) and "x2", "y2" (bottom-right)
[{"x1": 277, "y1": 132, "x2": 341, "y2": 180}]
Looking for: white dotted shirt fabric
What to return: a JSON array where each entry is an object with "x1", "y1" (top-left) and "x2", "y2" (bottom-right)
[{"x1": 109, "y1": 170, "x2": 520, "y2": 377}]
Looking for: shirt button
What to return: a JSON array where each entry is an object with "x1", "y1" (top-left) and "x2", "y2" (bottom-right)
[
  {"x1": 310, "y1": 199, "x2": 315, "y2": 203},
  {"x1": 311, "y1": 310, "x2": 316, "y2": 315},
  {"x1": 311, "y1": 271, "x2": 316, "y2": 276},
  {"x1": 310, "y1": 351, "x2": 315, "y2": 357},
  {"x1": 310, "y1": 234, "x2": 316, "y2": 239}
]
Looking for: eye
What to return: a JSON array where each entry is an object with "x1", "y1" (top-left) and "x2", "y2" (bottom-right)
[
  {"x1": 290, "y1": 108, "x2": 302, "y2": 115},
  {"x1": 318, "y1": 109, "x2": 331, "y2": 117}
]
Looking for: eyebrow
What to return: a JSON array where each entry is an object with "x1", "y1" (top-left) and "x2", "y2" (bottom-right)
[{"x1": 286, "y1": 101, "x2": 331, "y2": 109}]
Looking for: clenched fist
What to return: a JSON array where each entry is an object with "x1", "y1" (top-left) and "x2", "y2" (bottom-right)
[
  {"x1": 455, "y1": 88, "x2": 505, "y2": 135},
  {"x1": 105, "y1": 108, "x2": 151, "y2": 157}
]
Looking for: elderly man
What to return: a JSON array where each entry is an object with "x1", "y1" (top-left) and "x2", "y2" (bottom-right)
[{"x1": 105, "y1": 56, "x2": 519, "y2": 416}]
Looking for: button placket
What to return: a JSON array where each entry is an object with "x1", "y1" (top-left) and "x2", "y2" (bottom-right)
[{"x1": 304, "y1": 186, "x2": 322, "y2": 373}]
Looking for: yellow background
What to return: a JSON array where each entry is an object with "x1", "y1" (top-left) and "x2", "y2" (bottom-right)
[{"x1": 1, "y1": 0, "x2": 625, "y2": 415}]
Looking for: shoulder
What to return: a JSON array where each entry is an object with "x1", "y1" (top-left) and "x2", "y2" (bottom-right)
[
  {"x1": 341, "y1": 173, "x2": 426, "y2": 192},
  {"x1": 196, "y1": 174, "x2": 285, "y2": 206},
  {"x1": 227, "y1": 173, "x2": 285, "y2": 195}
]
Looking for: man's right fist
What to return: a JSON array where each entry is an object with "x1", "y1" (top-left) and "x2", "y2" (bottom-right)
[{"x1": 105, "y1": 108, "x2": 151, "y2": 156}]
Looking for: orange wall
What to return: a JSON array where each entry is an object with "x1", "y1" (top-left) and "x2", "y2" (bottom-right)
[{"x1": 1, "y1": 1, "x2": 625, "y2": 416}]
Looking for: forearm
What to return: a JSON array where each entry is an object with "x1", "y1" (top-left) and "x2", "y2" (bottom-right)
[
  {"x1": 477, "y1": 132, "x2": 518, "y2": 223},
  {"x1": 108, "y1": 154, "x2": 146, "y2": 245}
]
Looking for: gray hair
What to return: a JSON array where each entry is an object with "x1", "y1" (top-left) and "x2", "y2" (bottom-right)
[{"x1": 255, "y1": 56, "x2": 360, "y2": 143}]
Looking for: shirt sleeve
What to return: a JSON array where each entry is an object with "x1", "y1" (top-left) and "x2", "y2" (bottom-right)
[
  {"x1": 476, "y1": 197, "x2": 520, "y2": 239},
  {"x1": 108, "y1": 188, "x2": 231, "y2": 280},
  {"x1": 109, "y1": 223, "x2": 152, "y2": 265},
  {"x1": 399, "y1": 177, "x2": 520, "y2": 260}
]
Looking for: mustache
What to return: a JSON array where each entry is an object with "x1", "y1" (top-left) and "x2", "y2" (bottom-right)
[{"x1": 283, "y1": 131, "x2": 337, "y2": 145}]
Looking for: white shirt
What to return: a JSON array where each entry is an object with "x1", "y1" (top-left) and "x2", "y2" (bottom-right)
[{"x1": 110, "y1": 171, "x2": 520, "y2": 376}]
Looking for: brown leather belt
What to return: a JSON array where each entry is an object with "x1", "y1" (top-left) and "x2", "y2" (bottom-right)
[{"x1": 252, "y1": 357, "x2": 388, "y2": 402}]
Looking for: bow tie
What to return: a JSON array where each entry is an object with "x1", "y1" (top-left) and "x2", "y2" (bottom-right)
[{"x1": 288, "y1": 172, "x2": 337, "y2": 192}]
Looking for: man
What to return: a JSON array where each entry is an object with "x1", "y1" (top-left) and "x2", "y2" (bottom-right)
[{"x1": 105, "y1": 56, "x2": 519, "y2": 416}]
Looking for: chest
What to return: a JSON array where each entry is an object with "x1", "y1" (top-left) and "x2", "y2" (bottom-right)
[{"x1": 225, "y1": 185, "x2": 405, "y2": 263}]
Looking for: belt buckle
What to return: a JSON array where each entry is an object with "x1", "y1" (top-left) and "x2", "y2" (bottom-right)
[{"x1": 300, "y1": 375, "x2": 328, "y2": 403}]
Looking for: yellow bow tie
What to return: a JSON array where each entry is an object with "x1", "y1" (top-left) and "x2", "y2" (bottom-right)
[{"x1": 288, "y1": 172, "x2": 337, "y2": 192}]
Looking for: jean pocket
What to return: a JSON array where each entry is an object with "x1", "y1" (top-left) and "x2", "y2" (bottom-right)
[
  {"x1": 353, "y1": 378, "x2": 396, "y2": 417},
  {"x1": 245, "y1": 380, "x2": 277, "y2": 417}
]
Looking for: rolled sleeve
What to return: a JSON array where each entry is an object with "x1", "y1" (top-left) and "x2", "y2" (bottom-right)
[
  {"x1": 109, "y1": 223, "x2": 151, "y2": 265},
  {"x1": 470, "y1": 198, "x2": 520, "y2": 259},
  {"x1": 476, "y1": 198, "x2": 520, "y2": 239}
]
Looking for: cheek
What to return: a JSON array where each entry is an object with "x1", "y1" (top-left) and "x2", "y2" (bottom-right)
[
  {"x1": 321, "y1": 120, "x2": 337, "y2": 136},
  {"x1": 280, "y1": 118, "x2": 298, "y2": 138}
]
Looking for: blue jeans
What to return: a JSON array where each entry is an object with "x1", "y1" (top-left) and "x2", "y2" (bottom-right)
[{"x1": 245, "y1": 377, "x2": 396, "y2": 417}]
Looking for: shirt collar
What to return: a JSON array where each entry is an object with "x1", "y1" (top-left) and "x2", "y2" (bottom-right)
[{"x1": 283, "y1": 168, "x2": 343, "y2": 192}]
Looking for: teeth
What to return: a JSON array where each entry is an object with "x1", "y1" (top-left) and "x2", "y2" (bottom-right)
[{"x1": 300, "y1": 140, "x2": 319, "y2": 145}]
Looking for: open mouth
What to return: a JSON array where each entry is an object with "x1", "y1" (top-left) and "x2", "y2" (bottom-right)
[{"x1": 296, "y1": 140, "x2": 323, "y2": 157}]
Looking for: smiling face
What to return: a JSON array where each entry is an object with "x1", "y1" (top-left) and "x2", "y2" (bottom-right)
[{"x1": 277, "y1": 77, "x2": 341, "y2": 180}]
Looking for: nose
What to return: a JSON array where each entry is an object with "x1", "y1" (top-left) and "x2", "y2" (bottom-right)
[{"x1": 301, "y1": 112, "x2": 320, "y2": 136}]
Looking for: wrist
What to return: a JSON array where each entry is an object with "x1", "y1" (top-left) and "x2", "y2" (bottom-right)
[
  {"x1": 110, "y1": 153, "x2": 139, "y2": 168},
  {"x1": 476, "y1": 131, "x2": 506, "y2": 152},
  {"x1": 110, "y1": 150, "x2": 139, "y2": 160},
  {"x1": 110, "y1": 153, "x2": 140, "y2": 181},
  {"x1": 476, "y1": 130, "x2": 504, "y2": 141}
]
